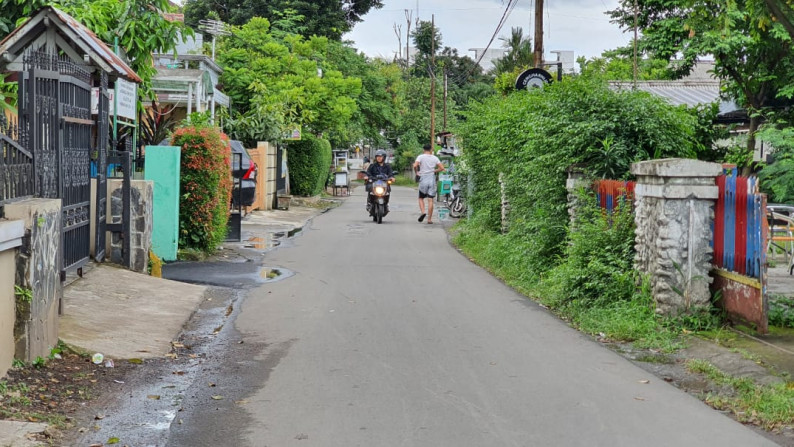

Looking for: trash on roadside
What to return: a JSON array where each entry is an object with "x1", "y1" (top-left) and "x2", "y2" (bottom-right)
[
  {"x1": 104, "y1": 359, "x2": 115, "y2": 368},
  {"x1": 92, "y1": 353, "x2": 104, "y2": 364}
]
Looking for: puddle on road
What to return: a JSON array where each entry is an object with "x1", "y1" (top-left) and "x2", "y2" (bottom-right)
[
  {"x1": 259, "y1": 267, "x2": 294, "y2": 283},
  {"x1": 244, "y1": 227, "x2": 302, "y2": 250}
]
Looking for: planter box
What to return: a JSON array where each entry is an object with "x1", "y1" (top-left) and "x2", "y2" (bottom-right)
[{"x1": 277, "y1": 195, "x2": 292, "y2": 210}]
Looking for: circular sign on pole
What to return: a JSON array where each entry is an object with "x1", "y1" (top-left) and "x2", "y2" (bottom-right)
[{"x1": 515, "y1": 68, "x2": 553, "y2": 90}]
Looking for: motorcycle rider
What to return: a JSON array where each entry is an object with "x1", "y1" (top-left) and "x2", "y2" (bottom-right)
[{"x1": 362, "y1": 149, "x2": 395, "y2": 213}]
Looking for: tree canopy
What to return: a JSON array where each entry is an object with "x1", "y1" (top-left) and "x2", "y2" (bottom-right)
[
  {"x1": 609, "y1": 0, "x2": 794, "y2": 152},
  {"x1": 183, "y1": 0, "x2": 383, "y2": 40}
]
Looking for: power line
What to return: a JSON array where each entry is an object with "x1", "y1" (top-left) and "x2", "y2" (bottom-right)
[{"x1": 449, "y1": 0, "x2": 517, "y2": 85}]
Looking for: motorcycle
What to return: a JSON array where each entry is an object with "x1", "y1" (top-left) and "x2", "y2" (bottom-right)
[
  {"x1": 444, "y1": 182, "x2": 466, "y2": 218},
  {"x1": 366, "y1": 174, "x2": 393, "y2": 224}
]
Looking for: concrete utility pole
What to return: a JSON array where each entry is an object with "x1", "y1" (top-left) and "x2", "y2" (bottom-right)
[
  {"x1": 430, "y1": 15, "x2": 436, "y2": 150},
  {"x1": 443, "y1": 72, "x2": 448, "y2": 131},
  {"x1": 633, "y1": 0, "x2": 638, "y2": 88},
  {"x1": 533, "y1": 0, "x2": 543, "y2": 68},
  {"x1": 405, "y1": 10, "x2": 413, "y2": 69}
]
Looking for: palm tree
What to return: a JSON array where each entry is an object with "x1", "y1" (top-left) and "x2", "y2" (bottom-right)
[{"x1": 493, "y1": 27, "x2": 533, "y2": 75}]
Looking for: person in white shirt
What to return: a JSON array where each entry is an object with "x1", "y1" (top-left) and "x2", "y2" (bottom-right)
[{"x1": 413, "y1": 144, "x2": 446, "y2": 224}]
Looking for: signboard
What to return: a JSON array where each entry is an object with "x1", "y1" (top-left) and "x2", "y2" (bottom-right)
[
  {"x1": 515, "y1": 68, "x2": 553, "y2": 90},
  {"x1": 114, "y1": 79, "x2": 138, "y2": 120}
]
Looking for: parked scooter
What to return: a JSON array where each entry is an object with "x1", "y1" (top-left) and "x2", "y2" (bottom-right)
[
  {"x1": 366, "y1": 174, "x2": 393, "y2": 224},
  {"x1": 444, "y1": 182, "x2": 466, "y2": 218}
]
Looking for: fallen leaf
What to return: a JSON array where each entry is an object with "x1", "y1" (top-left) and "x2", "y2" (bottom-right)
[
  {"x1": 173, "y1": 371, "x2": 186, "y2": 376},
  {"x1": 128, "y1": 358, "x2": 143, "y2": 365},
  {"x1": 235, "y1": 399, "x2": 249, "y2": 405},
  {"x1": 172, "y1": 342, "x2": 185, "y2": 349},
  {"x1": 165, "y1": 353, "x2": 178, "y2": 359},
  {"x1": 638, "y1": 380, "x2": 650, "y2": 384},
  {"x1": 208, "y1": 382, "x2": 216, "y2": 387},
  {"x1": 95, "y1": 414, "x2": 105, "y2": 420},
  {"x1": 90, "y1": 380, "x2": 98, "y2": 383},
  {"x1": 108, "y1": 437, "x2": 120, "y2": 444},
  {"x1": 211, "y1": 395, "x2": 224, "y2": 400},
  {"x1": 188, "y1": 354, "x2": 198, "y2": 359},
  {"x1": 27, "y1": 416, "x2": 39, "y2": 422},
  {"x1": 634, "y1": 397, "x2": 646, "y2": 401},
  {"x1": 136, "y1": 350, "x2": 150, "y2": 353},
  {"x1": 147, "y1": 395, "x2": 161, "y2": 400}
]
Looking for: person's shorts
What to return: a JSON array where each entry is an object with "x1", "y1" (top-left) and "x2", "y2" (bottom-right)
[{"x1": 418, "y1": 175, "x2": 436, "y2": 198}]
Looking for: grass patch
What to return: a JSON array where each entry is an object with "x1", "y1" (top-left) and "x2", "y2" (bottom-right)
[
  {"x1": 686, "y1": 359, "x2": 794, "y2": 429},
  {"x1": 391, "y1": 176, "x2": 417, "y2": 188},
  {"x1": 769, "y1": 294, "x2": 794, "y2": 328}
]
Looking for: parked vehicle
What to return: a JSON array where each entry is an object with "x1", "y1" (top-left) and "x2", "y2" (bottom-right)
[
  {"x1": 366, "y1": 174, "x2": 392, "y2": 224},
  {"x1": 444, "y1": 182, "x2": 466, "y2": 218},
  {"x1": 229, "y1": 140, "x2": 258, "y2": 208}
]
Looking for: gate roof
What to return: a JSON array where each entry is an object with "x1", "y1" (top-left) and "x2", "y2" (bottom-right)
[{"x1": 0, "y1": 6, "x2": 141, "y2": 83}]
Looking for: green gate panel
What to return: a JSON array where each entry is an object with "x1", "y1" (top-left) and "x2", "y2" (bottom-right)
[{"x1": 144, "y1": 146, "x2": 181, "y2": 261}]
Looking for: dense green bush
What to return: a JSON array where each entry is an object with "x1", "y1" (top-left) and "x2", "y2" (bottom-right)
[
  {"x1": 455, "y1": 76, "x2": 702, "y2": 280},
  {"x1": 288, "y1": 135, "x2": 332, "y2": 196},
  {"x1": 171, "y1": 125, "x2": 232, "y2": 253},
  {"x1": 537, "y1": 193, "x2": 637, "y2": 310}
]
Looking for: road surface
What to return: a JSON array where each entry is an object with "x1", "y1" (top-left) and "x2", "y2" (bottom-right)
[{"x1": 169, "y1": 185, "x2": 778, "y2": 446}]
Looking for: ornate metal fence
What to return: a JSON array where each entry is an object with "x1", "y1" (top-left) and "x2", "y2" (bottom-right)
[{"x1": 0, "y1": 115, "x2": 34, "y2": 205}]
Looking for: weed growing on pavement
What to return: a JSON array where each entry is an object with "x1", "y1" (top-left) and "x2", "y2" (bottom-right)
[
  {"x1": 686, "y1": 359, "x2": 794, "y2": 429},
  {"x1": 769, "y1": 294, "x2": 794, "y2": 328}
]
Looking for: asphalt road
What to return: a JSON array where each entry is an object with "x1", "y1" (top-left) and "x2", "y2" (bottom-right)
[{"x1": 170, "y1": 185, "x2": 778, "y2": 447}]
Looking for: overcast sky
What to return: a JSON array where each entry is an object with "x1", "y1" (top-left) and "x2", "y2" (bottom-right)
[{"x1": 344, "y1": 0, "x2": 631, "y2": 65}]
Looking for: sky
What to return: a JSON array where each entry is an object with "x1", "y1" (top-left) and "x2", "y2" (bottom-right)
[{"x1": 344, "y1": 0, "x2": 632, "y2": 66}]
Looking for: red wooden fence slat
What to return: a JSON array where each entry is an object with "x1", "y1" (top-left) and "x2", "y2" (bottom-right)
[{"x1": 735, "y1": 176, "x2": 748, "y2": 275}]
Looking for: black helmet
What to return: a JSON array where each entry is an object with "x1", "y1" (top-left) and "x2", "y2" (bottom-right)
[{"x1": 375, "y1": 149, "x2": 387, "y2": 158}]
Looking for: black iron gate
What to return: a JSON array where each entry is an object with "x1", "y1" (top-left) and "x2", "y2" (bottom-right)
[
  {"x1": 21, "y1": 50, "x2": 94, "y2": 277},
  {"x1": 58, "y1": 57, "x2": 93, "y2": 275},
  {"x1": 94, "y1": 72, "x2": 109, "y2": 262}
]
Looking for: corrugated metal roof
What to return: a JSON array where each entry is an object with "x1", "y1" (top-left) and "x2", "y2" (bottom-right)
[
  {"x1": 0, "y1": 6, "x2": 140, "y2": 83},
  {"x1": 610, "y1": 81, "x2": 740, "y2": 115}
]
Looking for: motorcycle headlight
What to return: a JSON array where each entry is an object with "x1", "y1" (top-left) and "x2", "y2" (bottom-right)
[{"x1": 374, "y1": 186, "x2": 386, "y2": 195}]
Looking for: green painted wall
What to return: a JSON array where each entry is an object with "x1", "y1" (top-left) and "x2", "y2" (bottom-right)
[{"x1": 144, "y1": 146, "x2": 180, "y2": 261}]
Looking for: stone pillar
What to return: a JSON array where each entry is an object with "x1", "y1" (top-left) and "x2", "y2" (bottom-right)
[
  {"x1": 631, "y1": 159, "x2": 722, "y2": 315},
  {"x1": 108, "y1": 179, "x2": 153, "y2": 273},
  {"x1": 566, "y1": 164, "x2": 588, "y2": 228},
  {"x1": 3, "y1": 199, "x2": 62, "y2": 362}
]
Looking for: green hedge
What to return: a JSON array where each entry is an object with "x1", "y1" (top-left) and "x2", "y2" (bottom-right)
[
  {"x1": 288, "y1": 135, "x2": 332, "y2": 196},
  {"x1": 455, "y1": 76, "x2": 703, "y2": 280},
  {"x1": 171, "y1": 125, "x2": 232, "y2": 253}
]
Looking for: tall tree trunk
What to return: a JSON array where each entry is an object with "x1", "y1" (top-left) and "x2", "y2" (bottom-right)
[{"x1": 744, "y1": 113, "x2": 761, "y2": 176}]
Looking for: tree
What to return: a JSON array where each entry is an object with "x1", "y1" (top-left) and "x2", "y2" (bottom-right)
[
  {"x1": 492, "y1": 27, "x2": 533, "y2": 75},
  {"x1": 577, "y1": 48, "x2": 673, "y2": 81},
  {"x1": 184, "y1": 0, "x2": 383, "y2": 40},
  {"x1": 216, "y1": 18, "x2": 362, "y2": 146},
  {"x1": 609, "y1": 0, "x2": 794, "y2": 155}
]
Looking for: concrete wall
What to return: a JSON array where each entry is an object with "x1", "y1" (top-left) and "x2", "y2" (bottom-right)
[
  {"x1": 144, "y1": 146, "x2": 180, "y2": 261},
  {"x1": 109, "y1": 179, "x2": 153, "y2": 273},
  {"x1": 0, "y1": 219, "x2": 24, "y2": 378},
  {"x1": 4, "y1": 199, "x2": 62, "y2": 362}
]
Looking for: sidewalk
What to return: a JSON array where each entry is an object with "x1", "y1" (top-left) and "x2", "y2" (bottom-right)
[{"x1": 0, "y1": 201, "x2": 334, "y2": 447}]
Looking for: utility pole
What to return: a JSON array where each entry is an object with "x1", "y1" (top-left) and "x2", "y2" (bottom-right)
[
  {"x1": 404, "y1": 10, "x2": 413, "y2": 69},
  {"x1": 633, "y1": 0, "x2": 638, "y2": 88},
  {"x1": 443, "y1": 71, "x2": 448, "y2": 131},
  {"x1": 430, "y1": 14, "x2": 436, "y2": 150},
  {"x1": 533, "y1": 0, "x2": 543, "y2": 68}
]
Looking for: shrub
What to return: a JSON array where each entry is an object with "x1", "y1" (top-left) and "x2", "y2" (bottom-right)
[
  {"x1": 171, "y1": 125, "x2": 232, "y2": 253},
  {"x1": 288, "y1": 135, "x2": 332, "y2": 196},
  {"x1": 455, "y1": 76, "x2": 701, "y2": 278}
]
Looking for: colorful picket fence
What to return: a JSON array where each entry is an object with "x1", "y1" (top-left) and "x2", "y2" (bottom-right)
[
  {"x1": 594, "y1": 180, "x2": 635, "y2": 213},
  {"x1": 712, "y1": 168, "x2": 766, "y2": 279}
]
